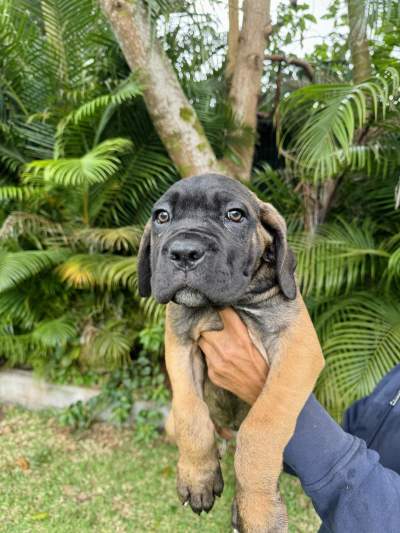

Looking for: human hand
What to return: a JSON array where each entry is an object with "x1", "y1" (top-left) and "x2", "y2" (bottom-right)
[{"x1": 198, "y1": 308, "x2": 269, "y2": 405}]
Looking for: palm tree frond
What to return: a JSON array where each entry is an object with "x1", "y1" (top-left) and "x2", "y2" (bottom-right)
[
  {"x1": 23, "y1": 138, "x2": 133, "y2": 187},
  {"x1": 292, "y1": 218, "x2": 389, "y2": 297},
  {"x1": 278, "y1": 68, "x2": 400, "y2": 181},
  {"x1": 74, "y1": 226, "x2": 142, "y2": 252},
  {"x1": 57, "y1": 254, "x2": 137, "y2": 290},
  {"x1": 0, "y1": 250, "x2": 69, "y2": 292},
  {"x1": 32, "y1": 316, "x2": 76, "y2": 348},
  {"x1": 316, "y1": 294, "x2": 400, "y2": 414}
]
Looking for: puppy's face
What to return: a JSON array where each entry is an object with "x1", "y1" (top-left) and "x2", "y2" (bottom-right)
[{"x1": 138, "y1": 174, "x2": 296, "y2": 307}]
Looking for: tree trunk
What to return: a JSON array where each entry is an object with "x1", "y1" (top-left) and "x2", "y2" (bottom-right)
[
  {"x1": 225, "y1": 0, "x2": 272, "y2": 181},
  {"x1": 302, "y1": 179, "x2": 338, "y2": 234},
  {"x1": 225, "y1": 0, "x2": 240, "y2": 82},
  {"x1": 303, "y1": 0, "x2": 372, "y2": 233},
  {"x1": 99, "y1": 0, "x2": 220, "y2": 178},
  {"x1": 347, "y1": 0, "x2": 372, "y2": 84}
]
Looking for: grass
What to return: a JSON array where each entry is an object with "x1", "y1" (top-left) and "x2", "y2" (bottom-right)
[{"x1": 0, "y1": 405, "x2": 320, "y2": 532}]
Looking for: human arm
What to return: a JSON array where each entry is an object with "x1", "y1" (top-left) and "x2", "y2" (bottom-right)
[
  {"x1": 285, "y1": 394, "x2": 400, "y2": 533},
  {"x1": 199, "y1": 308, "x2": 400, "y2": 533}
]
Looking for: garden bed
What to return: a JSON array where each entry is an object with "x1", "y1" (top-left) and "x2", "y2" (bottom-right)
[{"x1": 0, "y1": 370, "x2": 168, "y2": 426}]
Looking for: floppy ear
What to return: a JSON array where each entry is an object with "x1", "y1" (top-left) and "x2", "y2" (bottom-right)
[
  {"x1": 137, "y1": 221, "x2": 152, "y2": 297},
  {"x1": 259, "y1": 202, "x2": 297, "y2": 300}
]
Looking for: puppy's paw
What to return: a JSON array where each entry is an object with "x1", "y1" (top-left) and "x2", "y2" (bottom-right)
[
  {"x1": 232, "y1": 493, "x2": 288, "y2": 533},
  {"x1": 177, "y1": 460, "x2": 224, "y2": 514}
]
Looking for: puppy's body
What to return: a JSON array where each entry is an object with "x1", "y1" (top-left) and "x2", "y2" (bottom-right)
[
  {"x1": 138, "y1": 174, "x2": 324, "y2": 532},
  {"x1": 169, "y1": 287, "x2": 299, "y2": 430}
]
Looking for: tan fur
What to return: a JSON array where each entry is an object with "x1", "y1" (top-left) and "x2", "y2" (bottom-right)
[
  {"x1": 165, "y1": 292, "x2": 324, "y2": 532},
  {"x1": 158, "y1": 195, "x2": 324, "y2": 531},
  {"x1": 165, "y1": 310, "x2": 224, "y2": 512},
  {"x1": 233, "y1": 295, "x2": 324, "y2": 531}
]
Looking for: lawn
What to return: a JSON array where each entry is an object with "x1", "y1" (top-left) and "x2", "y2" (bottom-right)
[{"x1": 0, "y1": 406, "x2": 320, "y2": 532}]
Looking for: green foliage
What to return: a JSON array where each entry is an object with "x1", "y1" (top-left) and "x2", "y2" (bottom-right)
[
  {"x1": 252, "y1": 153, "x2": 400, "y2": 417},
  {"x1": 268, "y1": 4, "x2": 400, "y2": 415},
  {"x1": 48, "y1": 318, "x2": 167, "y2": 430},
  {"x1": 133, "y1": 409, "x2": 165, "y2": 444},
  {"x1": 0, "y1": 0, "x2": 175, "y2": 378},
  {"x1": 316, "y1": 294, "x2": 400, "y2": 416},
  {"x1": 278, "y1": 68, "x2": 400, "y2": 181},
  {"x1": 1, "y1": 0, "x2": 400, "y2": 423},
  {"x1": 59, "y1": 337, "x2": 169, "y2": 432},
  {"x1": 24, "y1": 138, "x2": 133, "y2": 187},
  {"x1": 291, "y1": 218, "x2": 390, "y2": 298},
  {"x1": 0, "y1": 250, "x2": 69, "y2": 291}
]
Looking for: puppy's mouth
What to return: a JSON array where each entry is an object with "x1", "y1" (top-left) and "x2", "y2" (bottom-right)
[{"x1": 172, "y1": 287, "x2": 210, "y2": 307}]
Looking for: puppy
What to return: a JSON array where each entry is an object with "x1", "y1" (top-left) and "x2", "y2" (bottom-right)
[{"x1": 138, "y1": 173, "x2": 324, "y2": 532}]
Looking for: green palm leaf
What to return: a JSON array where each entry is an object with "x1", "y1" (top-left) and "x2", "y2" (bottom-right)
[
  {"x1": 278, "y1": 68, "x2": 400, "y2": 180},
  {"x1": 24, "y1": 138, "x2": 132, "y2": 187},
  {"x1": 139, "y1": 297, "x2": 165, "y2": 324},
  {"x1": 74, "y1": 226, "x2": 142, "y2": 252},
  {"x1": 57, "y1": 254, "x2": 137, "y2": 290},
  {"x1": 0, "y1": 187, "x2": 40, "y2": 203},
  {"x1": 0, "y1": 212, "x2": 64, "y2": 241},
  {"x1": 55, "y1": 77, "x2": 143, "y2": 155},
  {"x1": 0, "y1": 287, "x2": 38, "y2": 327},
  {"x1": 0, "y1": 250, "x2": 69, "y2": 292},
  {"x1": 0, "y1": 327, "x2": 32, "y2": 364},
  {"x1": 66, "y1": 78, "x2": 142, "y2": 125},
  {"x1": 32, "y1": 316, "x2": 76, "y2": 348},
  {"x1": 82, "y1": 320, "x2": 133, "y2": 366},
  {"x1": 291, "y1": 218, "x2": 389, "y2": 297},
  {"x1": 316, "y1": 294, "x2": 400, "y2": 415}
]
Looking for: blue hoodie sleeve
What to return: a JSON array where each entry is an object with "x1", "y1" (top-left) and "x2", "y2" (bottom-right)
[{"x1": 284, "y1": 394, "x2": 400, "y2": 533}]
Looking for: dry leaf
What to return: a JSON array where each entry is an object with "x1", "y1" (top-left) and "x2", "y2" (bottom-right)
[
  {"x1": 16, "y1": 457, "x2": 30, "y2": 470},
  {"x1": 76, "y1": 492, "x2": 92, "y2": 503}
]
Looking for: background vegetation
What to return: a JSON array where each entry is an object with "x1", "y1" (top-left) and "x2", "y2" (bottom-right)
[{"x1": 0, "y1": 0, "x2": 400, "y2": 421}]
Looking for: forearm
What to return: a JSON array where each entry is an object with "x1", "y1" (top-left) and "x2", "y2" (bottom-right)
[{"x1": 284, "y1": 394, "x2": 400, "y2": 532}]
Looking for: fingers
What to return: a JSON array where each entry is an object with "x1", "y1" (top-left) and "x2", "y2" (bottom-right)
[
  {"x1": 198, "y1": 338, "x2": 224, "y2": 388},
  {"x1": 198, "y1": 338, "x2": 223, "y2": 370},
  {"x1": 218, "y1": 307, "x2": 250, "y2": 336},
  {"x1": 199, "y1": 308, "x2": 250, "y2": 345},
  {"x1": 218, "y1": 309, "x2": 268, "y2": 374}
]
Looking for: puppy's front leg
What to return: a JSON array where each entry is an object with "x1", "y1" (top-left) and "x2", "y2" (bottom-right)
[
  {"x1": 234, "y1": 296, "x2": 325, "y2": 532},
  {"x1": 165, "y1": 306, "x2": 223, "y2": 514}
]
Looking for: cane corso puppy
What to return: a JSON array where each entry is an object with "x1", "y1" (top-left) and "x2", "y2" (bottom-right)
[{"x1": 137, "y1": 173, "x2": 324, "y2": 532}]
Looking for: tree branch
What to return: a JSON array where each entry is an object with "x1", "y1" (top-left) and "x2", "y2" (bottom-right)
[
  {"x1": 225, "y1": 0, "x2": 240, "y2": 82},
  {"x1": 222, "y1": 0, "x2": 272, "y2": 181},
  {"x1": 265, "y1": 54, "x2": 314, "y2": 82},
  {"x1": 99, "y1": 0, "x2": 220, "y2": 178},
  {"x1": 347, "y1": 0, "x2": 372, "y2": 84}
]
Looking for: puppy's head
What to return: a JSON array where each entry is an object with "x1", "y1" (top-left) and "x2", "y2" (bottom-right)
[{"x1": 137, "y1": 173, "x2": 296, "y2": 307}]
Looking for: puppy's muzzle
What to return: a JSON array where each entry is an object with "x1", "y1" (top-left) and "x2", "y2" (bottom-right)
[{"x1": 168, "y1": 238, "x2": 206, "y2": 271}]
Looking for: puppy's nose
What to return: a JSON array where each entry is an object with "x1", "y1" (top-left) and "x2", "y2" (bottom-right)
[{"x1": 169, "y1": 239, "x2": 206, "y2": 270}]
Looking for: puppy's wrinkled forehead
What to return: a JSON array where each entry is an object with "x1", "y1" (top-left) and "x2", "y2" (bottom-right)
[{"x1": 154, "y1": 173, "x2": 259, "y2": 214}]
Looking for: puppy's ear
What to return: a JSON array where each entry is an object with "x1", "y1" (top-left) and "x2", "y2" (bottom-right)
[
  {"x1": 259, "y1": 202, "x2": 297, "y2": 300},
  {"x1": 137, "y1": 221, "x2": 152, "y2": 297}
]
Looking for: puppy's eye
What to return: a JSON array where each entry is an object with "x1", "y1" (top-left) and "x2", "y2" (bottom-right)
[
  {"x1": 226, "y1": 209, "x2": 244, "y2": 223},
  {"x1": 155, "y1": 210, "x2": 170, "y2": 224}
]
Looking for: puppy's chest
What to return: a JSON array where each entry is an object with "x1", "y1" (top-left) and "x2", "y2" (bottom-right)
[
  {"x1": 169, "y1": 300, "x2": 297, "y2": 429},
  {"x1": 169, "y1": 300, "x2": 294, "y2": 363}
]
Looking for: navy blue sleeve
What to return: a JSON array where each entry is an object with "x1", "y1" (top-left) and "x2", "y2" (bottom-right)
[
  {"x1": 284, "y1": 394, "x2": 400, "y2": 533},
  {"x1": 343, "y1": 363, "x2": 400, "y2": 475}
]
